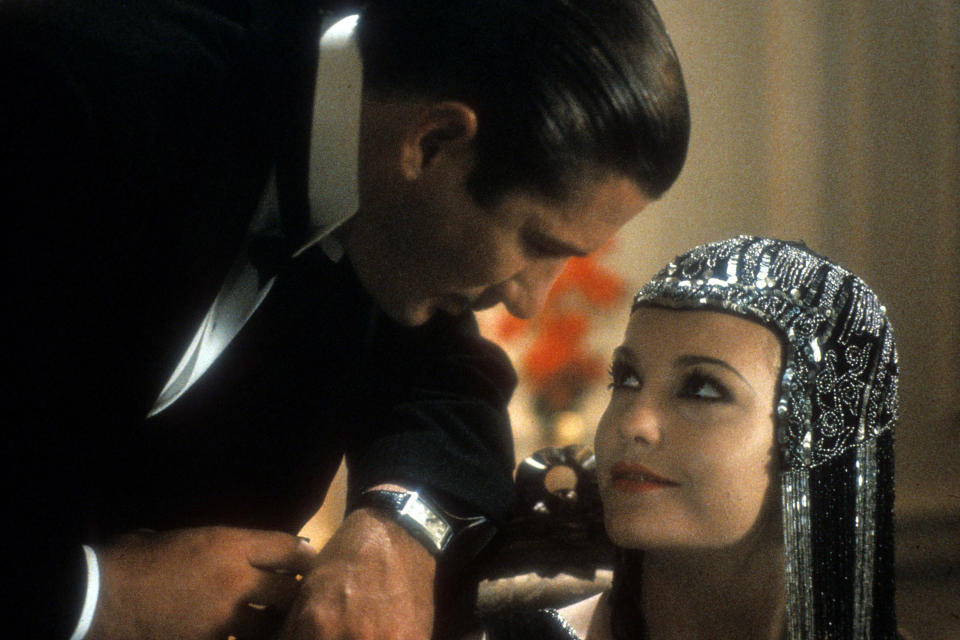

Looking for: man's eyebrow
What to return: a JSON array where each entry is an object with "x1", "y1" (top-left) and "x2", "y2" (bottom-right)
[
  {"x1": 675, "y1": 354, "x2": 755, "y2": 393},
  {"x1": 526, "y1": 229, "x2": 590, "y2": 257}
]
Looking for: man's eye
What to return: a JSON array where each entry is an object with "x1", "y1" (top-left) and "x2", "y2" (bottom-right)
[
  {"x1": 608, "y1": 362, "x2": 641, "y2": 390},
  {"x1": 523, "y1": 237, "x2": 558, "y2": 259},
  {"x1": 522, "y1": 231, "x2": 577, "y2": 260}
]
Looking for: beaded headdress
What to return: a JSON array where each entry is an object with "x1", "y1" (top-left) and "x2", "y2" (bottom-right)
[{"x1": 632, "y1": 236, "x2": 899, "y2": 639}]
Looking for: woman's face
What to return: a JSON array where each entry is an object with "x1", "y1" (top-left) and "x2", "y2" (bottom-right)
[{"x1": 595, "y1": 307, "x2": 783, "y2": 550}]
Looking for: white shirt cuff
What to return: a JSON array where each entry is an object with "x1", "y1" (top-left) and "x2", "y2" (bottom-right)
[{"x1": 69, "y1": 545, "x2": 99, "y2": 640}]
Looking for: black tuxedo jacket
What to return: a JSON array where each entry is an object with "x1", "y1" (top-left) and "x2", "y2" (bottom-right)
[{"x1": 1, "y1": 0, "x2": 516, "y2": 634}]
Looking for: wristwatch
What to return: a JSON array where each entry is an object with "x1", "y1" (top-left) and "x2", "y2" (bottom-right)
[{"x1": 354, "y1": 489, "x2": 491, "y2": 557}]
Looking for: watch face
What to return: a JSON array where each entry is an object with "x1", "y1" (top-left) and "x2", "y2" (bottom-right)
[{"x1": 401, "y1": 494, "x2": 452, "y2": 550}]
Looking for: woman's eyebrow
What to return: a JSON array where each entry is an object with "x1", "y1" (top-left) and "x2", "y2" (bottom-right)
[{"x1": 675, "y1": 354, "x2": 755, "y2": 393}]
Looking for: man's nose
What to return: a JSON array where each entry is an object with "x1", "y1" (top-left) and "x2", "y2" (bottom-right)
[{"x1": 498, "y1": 259, "x2": 566, "y2": 319}]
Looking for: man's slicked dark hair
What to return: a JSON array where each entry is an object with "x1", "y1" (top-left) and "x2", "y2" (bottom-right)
[{"x1": 357, "y1": 0, "x2": 690, "y2": 205}]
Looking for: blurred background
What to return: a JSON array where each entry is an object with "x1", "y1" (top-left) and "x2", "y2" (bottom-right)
[{"x1": 305, "y1": 2, "x2": 959, "y2": 636}]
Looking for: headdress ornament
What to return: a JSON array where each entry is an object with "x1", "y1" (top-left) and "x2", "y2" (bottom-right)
[{"x1": 633, "y1": 236, "x2": 899, "y2": 639}]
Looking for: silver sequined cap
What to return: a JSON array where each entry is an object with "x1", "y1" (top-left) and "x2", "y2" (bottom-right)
[{"x1": 634, "y1": 236, "x2": 899, "y2": 639}]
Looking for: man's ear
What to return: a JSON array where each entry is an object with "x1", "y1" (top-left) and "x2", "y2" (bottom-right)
[{"x1": 400, "y1": 101, "x2": 478, "y2": 180}]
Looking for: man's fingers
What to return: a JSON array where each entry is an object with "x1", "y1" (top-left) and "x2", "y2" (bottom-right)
[
  {"x1": 227, "y1": 599, "x2": 286, "y2": 640},
  {"x1": 245, "y1": 570, "x2": 304, "y2": 613},
  {"x1": 245, "y1": 530, "x2": 318, "y2": 575}
]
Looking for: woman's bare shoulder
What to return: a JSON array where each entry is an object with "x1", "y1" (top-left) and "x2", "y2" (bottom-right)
[
  {"x1": 462, "y1": 591, "x2": 612, "y2": 640},
  {"x1": 556, "y1": 590, "x2": 612, "y2": 640}
]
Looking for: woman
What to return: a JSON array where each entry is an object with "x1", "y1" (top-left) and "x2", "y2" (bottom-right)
[{"x1": 475, "y1": 236, "x2": 900, "y2": 639}]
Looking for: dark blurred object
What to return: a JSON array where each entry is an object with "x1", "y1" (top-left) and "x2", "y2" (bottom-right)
[{"x1": 457, "y1": 445, "x2": 615, "y2": 622}]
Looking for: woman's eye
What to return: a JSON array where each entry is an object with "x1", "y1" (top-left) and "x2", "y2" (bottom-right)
[
  {"x1": 608, "y1": 361, "x2": 642, "y2": 390},
  {"x1": 680, "y1": 373, "x2": 728, "y2": 401}
]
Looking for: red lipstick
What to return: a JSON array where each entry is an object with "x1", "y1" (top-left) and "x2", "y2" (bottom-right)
[{"x1": 610, "y1": 461, "x2": 679, "y2": 493}]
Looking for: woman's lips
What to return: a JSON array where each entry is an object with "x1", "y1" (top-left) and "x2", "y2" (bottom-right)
[{"x1": 610, "y1": 461, "x2": 679, "y2": 493}]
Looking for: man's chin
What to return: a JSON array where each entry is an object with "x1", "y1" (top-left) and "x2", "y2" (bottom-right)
[
  {"x1": 387, "y1": 297, "x2": 483, "y2": 327},
  {"x1": 469, "y1": 298, "x2": 499, "y2": 313},
  {"x1": 392, "y1": 307, "x2": 434, "y2": 327},
  {"x1": 385, "y1": 301, "x2": 436, "y2": 327}
]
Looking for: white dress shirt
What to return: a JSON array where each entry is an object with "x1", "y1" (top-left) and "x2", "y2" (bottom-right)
[
  {"x1": 72, "y1": 14, "x2": 363, "y2": 639},
  {"x1": 149, "y1": 13, "x2": 362, "y2": 417}
]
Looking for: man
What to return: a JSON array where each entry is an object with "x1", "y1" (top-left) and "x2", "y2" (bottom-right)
[{"x1": 0, "y1": 0, "x2": 688, "y2": 638}]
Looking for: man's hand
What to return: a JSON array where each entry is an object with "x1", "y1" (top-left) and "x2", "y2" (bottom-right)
[
  {"x1": 90, "y1": 526, "x2": 317, "y2": 640},
  {"x1": 279, "y1": 507, "x2": 437, "y2": 640}
]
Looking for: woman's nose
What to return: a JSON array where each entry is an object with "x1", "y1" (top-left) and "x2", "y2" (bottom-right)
[{"x1": 621, "y1": 401, "x2": 663, "y2": 447}]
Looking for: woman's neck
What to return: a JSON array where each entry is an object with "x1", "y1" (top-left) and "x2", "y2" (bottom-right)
[{"x1": 638, "y1": 535, "x2": 786, "y2": 640}]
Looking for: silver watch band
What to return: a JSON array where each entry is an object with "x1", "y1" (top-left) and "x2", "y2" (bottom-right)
[{"x1": 356, "y1": 490, "x2": 454, "y2": 555}]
